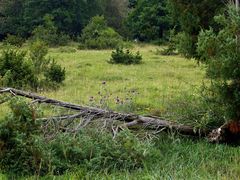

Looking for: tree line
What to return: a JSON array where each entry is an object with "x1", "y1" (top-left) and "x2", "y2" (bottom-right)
[
  {"x1": 0, "y1": 0, "x2": 225, "y2": 44},
  {"x1": 0, "y1": 0, "x2": 129, "y2": 39}
]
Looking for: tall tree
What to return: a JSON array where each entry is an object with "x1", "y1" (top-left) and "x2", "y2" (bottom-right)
[
  {"x1": 197, "y1": 4, "x2": 240, "y2": 124},
  {"x1": 126, "y1": 0, "x2": 170, "y2": 41},
  {"x1": 168, "y1": 0, "x2": 224, "y2": 57},
  {"x1": 103, "y1": 0, "x2": 129, "y2": 34}
]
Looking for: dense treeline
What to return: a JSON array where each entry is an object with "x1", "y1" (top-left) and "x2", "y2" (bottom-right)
[
  {"x1": 0, "y1": 0, "x2": 225, "y2": 44},
  {"x1": 0, "y1": 0, "x2": 104, "y2": 37},
  {"x1": 0, "y1": 0, "x2": 129, "y2": 38},
  {"x1": 0, "y1": 0, "x2": 171, "y2": 41}
]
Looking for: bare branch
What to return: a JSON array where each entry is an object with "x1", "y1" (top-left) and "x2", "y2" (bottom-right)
[{"x1": 0, "y1": 87, "x2": 210, "y2": 137}]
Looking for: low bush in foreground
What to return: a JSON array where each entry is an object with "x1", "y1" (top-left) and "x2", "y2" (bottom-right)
[
  {"x1": 109, "y1": 47, "x2": 142, "y2": 65},
  {"x1": 0, "y1": 98, "x2": 154, "y2": 177}
]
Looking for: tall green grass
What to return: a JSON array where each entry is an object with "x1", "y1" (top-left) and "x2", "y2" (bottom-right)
[{"x1": 1, "y1": 135, "x2": 240, "y2": 179}]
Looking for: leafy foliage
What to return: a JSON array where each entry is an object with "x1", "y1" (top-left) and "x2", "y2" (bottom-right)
[
  {"x1": 168, "y1": 0, "x2": 224, "y2": 57},
  {"x1": 102, "y1": 0, "x2": 129, "y2": 35},
  {"x1": 31, "y1": 15, "x2": 70, "y2": 47},
  {"x1": 0, "y1": 98, "x2": 154, "y2": 176},
  {"x1": 126, "y1": 0, "x2": 170, "y2": 41},
  {"x1": 0, "y1": 0, "x2": 25, "y2": 38},
  {"x1": 197, "y1": 5, "x2": 240, "y2": 121},
  {"x1": 3, "y1": 34, "x2": 25, "y2": 47},
  {"x1": 29, "y1": 40, "x2": 66, "y2": 89},
  {"x1": 79, "y1": 16, "x2": 123, "y2": 49},
  {"x1": 29, "y1": 39, "x2": 49, "y2": 74},
  {"x1": 0, "y1": 98, "x2": 41, "y2": 175},
  {"x1": 109, "y1": 47, "x2": 142, "y2": 65},
  {"x1": 0, "y1": 49, "x2": 37, "y2": 89},
  {"x1": 44, "y1": 60, "x2": 66, "y2": 84},
  {"x1": 197, "y1": 28, "x2": 218, "y2": 62},
  {"x1": 159, "y1": 29, "x2": 177, "y2": 56},
  {"x1": 45, "y1": 129, "x2": 151, "y2": 174},
  {"x1": 0, "y1": 40, "x2": 65, "y2": 90},
  {"x1": 0, "y1": 0, "x2": 105, "y2": 38},
  {"x1": 174, "y1": 32, "x2": 194, "y2": 58}
]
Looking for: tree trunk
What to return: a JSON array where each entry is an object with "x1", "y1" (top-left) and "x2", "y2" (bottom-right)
[{"x1": 0, "y1": 87, "x2": 209, "y2": 137}]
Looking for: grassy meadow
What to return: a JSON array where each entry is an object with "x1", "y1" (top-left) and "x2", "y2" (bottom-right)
[
  {"x1": 31, "y1": 44, "x2": 205, "y2": 124},
  {"x1": 47, "y1": 44, "x2": 204, "y2": 108},
  {"x1": 1, "y1": 44, "x2": 240, "y2": 179}
]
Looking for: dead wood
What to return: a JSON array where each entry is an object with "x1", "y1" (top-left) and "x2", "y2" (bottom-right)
[{"x1": 0, "y1": 87, "x2": 210, "y2": 137}]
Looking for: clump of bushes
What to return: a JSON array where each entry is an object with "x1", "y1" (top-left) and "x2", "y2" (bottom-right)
[
  {"x1": 108, "y1": 47, "x2": 142, "y2": 65},
  {"x1": 32, "y1": 14, "x2": 70, "y2": 47},
  {"x1": 3, "y1": 34, "x2": 25, "y2": 47},
  {"x1": 0, "y1": 98, "x2": 154, "y2": 176},
  {"x1": 79, "y1": 16, "x2": 123, "y2": 49},
  {"x1": 0, "y1": 40, "x2": 65, "y2": 90},
  {"x1": 0, "y1": 49, "x2": 37, "y2": 89}
]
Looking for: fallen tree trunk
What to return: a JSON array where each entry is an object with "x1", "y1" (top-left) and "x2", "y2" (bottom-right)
[{"x1": 0, "y1": 87, "x2": 209, "y2": 137}]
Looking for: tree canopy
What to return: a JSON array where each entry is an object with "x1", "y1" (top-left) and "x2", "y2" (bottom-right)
[{"x1": 126, "y1": 0, "x2": 170, "y2": 41}]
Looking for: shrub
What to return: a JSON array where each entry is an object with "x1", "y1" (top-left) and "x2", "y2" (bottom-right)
[
  {"x1": 29, "y1": 39, "x2": 49, "y2": 75},
  {"x1": 0, "y1": 98, "x2": 42, "y2": 175},
  {"x1": 44, "y1": 60, "x2": 65, "y2": 84},
  {"x1": 109, "y1": 47, "x2": 142, "y2": 65},
  {"x1": 32, "y1": 15, "x2": 70, "y2": 47},
  {"x1": 0, "y1": 49, "x2": 37, "y2": 88},
  {"x1": 0, "y1": 40, "x2": 65, "y2": 90},
  {"x1": 197, "y1": 28, "x2": 218, "y2": 62},
  {"x1": 3, "y1": 34, "x2": 25, "y2": 47},
  {"x1": 28, "y1": 40, "x2": 65, "y2": 89},
  {"x1": 197, "y1": 5, "x2": 240, "y2": 123},
  {"x1": 175, "y1": 32, "x2": 195, "y2": 58},
  {"x1": 159, "y1": 29, "x2": 178, "y2": 56},
  {"x1": 80, "y1": 16, "x2": 123, "y2": 49}
]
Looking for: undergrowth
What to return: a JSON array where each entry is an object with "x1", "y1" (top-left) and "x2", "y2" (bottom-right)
[{"x1": 0, "y1": 97, "x2": 156, "y2": 177}]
